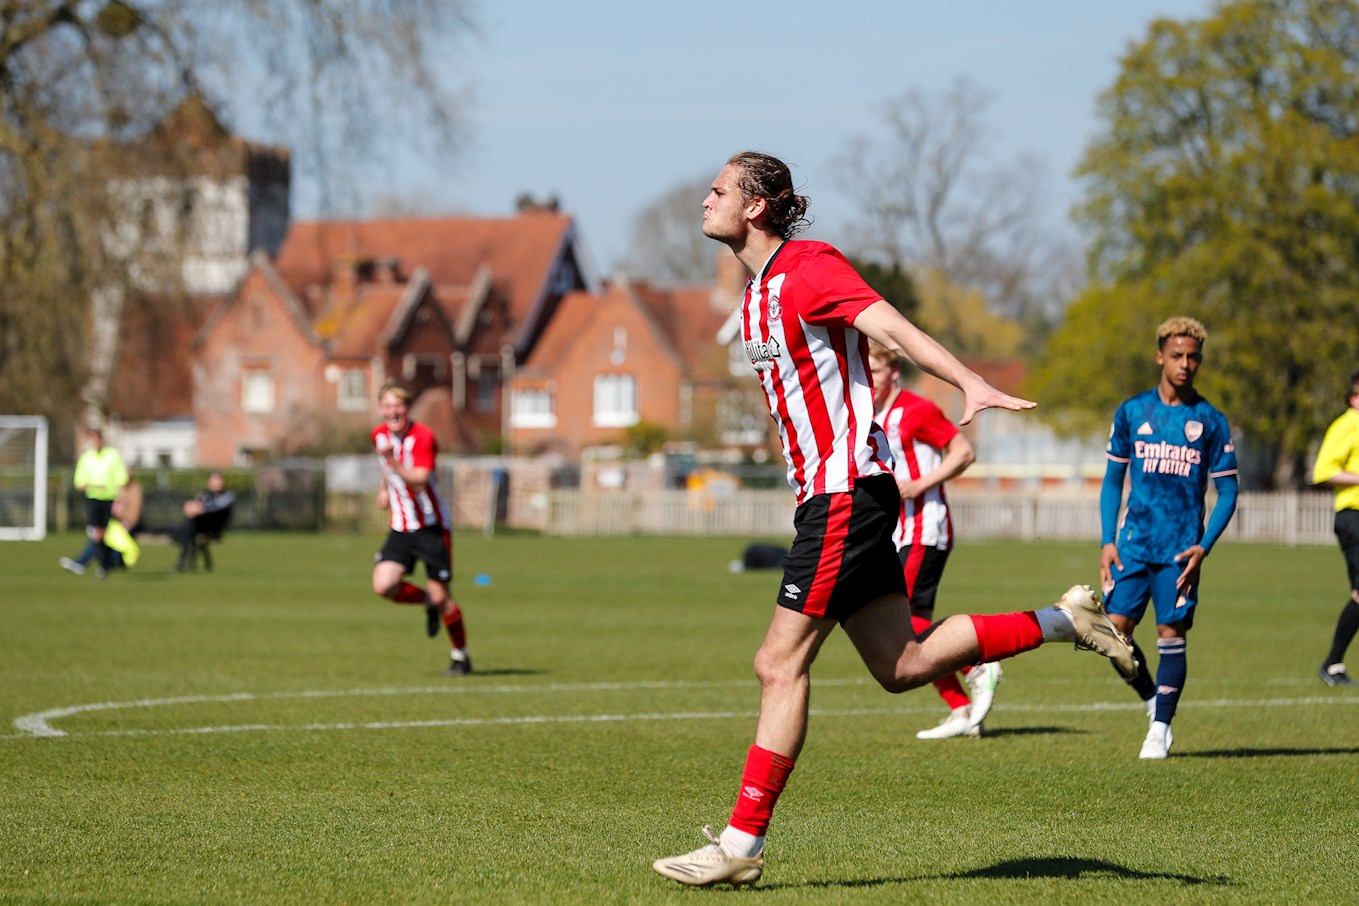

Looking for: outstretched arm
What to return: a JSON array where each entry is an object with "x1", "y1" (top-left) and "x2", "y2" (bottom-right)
[
  {"x1": 853, "y1": 300, "x2": 1035, "y2": 425},
  {"x1": 1099, "y1": 459, "x2": 1128, "y2": 592},
  {"x1": 1174, "y1": 473, "x2": 1239, "y2": 590}
]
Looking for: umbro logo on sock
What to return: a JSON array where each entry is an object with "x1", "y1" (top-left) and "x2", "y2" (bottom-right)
[{"x1": 741, "y1": 785, "x2": 764, "y2": 802}]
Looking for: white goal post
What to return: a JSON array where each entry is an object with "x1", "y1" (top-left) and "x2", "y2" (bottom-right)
[{"x1": 0, "y1": 416, "x2": 49, "y2": 540}]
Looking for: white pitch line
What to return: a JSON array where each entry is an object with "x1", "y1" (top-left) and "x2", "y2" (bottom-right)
[
  {"x1": 5, "y1": 681, "x2": 1357, "y2": 740},
  {"x1": 7, "y1": 679, "x2": 857, "y2": 739}
]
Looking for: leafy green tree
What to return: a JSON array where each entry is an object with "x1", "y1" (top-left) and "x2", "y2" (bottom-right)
[
  {"x1": 1030, "y1": 0, "x2": 1359, "y2": 487},
  {"x1": 0, "y1": 0, "x2": 473, "y2": 454},
  {"x1": 623, "y1": 420, "x2": 669, "y2": 458},
  {"x1": 849, "y1": 257, "x2": 919, "y2": 321},
  {"x1": 912, "y1": 269, "x2": 1024, "y2": 360}
]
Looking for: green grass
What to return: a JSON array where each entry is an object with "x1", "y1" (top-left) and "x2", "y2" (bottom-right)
[{"x1": 2, "y1": 531, "x2": 1356, "y2": 904}]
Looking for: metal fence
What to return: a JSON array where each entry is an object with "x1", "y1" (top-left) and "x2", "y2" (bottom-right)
[
  {"x1": 541, "y1": 488, "x2": 1340, "y2": 545},
  {"x1": 35, "y1": 458, "x2": 1341, "y2": 546}
]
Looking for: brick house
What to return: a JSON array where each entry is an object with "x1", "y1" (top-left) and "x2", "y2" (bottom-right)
[
  {"x1": 98, "y1": 96, "x2": 290, "y2": 467},
  {"x1": 507, "y1": 251, "x2": 772, "y2": 459},
  {"x1": 192, "y1": 205, "x2": 597, "y2": 465}
]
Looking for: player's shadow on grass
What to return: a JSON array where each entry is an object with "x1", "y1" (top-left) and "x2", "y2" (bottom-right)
[
  {"x1": 1176, "y1": 745, "x2": 1359, "y2": 758},
  {"x1": 975, "y1": 725, "x2": 1082, "y2": 739},
  {"x1": 462, "y1": 668, "x2": 546, "y2": 678},
  {"x1": 763, "y1": 856, "x2": 1232, "y2": 892}
]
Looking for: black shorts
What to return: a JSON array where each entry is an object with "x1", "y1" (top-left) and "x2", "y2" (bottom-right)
[
  {"x1": 899, "y1": 544, "x2": 951, "y2": 617},
  {"x1": 777, "y1": 474, "x2": 906, "y2": 623},
  {"x1": 377, "y1": 527, "x2": 452, "y2": 585},
  {"x1": 1336, "y1": 509, "x2": 1359, "y2": 593},
  {"x1": 84, "y1": 498, "x2": 115, "y2": 531}
]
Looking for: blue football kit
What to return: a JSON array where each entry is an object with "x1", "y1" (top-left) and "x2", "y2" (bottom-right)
[{"x1": 1101, "y1": 388, "x2": 1239, "y2": 626}]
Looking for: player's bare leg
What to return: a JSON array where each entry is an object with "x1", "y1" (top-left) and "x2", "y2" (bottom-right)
[
  {"x1": 844, "y1": 593, "x2": 986, "y2": 690},
  {"x1": 373, "y1": 559, "x2": 442, "y2": 638},
  {"x1": 654, "y1": 608, "x2": 832, "y2": 887},
  {"x1": 751, "y1": 607, "x2": 837, "y2": 757}
]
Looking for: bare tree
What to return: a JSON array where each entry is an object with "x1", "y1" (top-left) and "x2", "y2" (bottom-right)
[
  {"x1": 0, "y1": 0, "x2": 475, "y2": 450},
  {"x1": 834, "y1": 77, "x2": 1077, "y2": 325},
  {"x1": 622, "y1": 175, "x2": 719, "y2": 285}
]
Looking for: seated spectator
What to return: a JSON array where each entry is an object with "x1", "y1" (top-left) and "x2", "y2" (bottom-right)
[
  {"x1": 174, "y1": 471, "x2": 236, "y2": 572},
  {"x1": 108, "y1": 470, "x2": 145, "y2": 569}
]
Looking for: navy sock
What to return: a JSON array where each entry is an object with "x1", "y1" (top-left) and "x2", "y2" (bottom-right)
[
  {"x1": 1324, "y1": 599, "x2": 1359, "y2": 667},
  {"x1": 1154, "y1": 636, "x2": 1187, "y2": 724},
  {"x1": 1121, "y1": 638, "x2": 1157, "y2": 702}
]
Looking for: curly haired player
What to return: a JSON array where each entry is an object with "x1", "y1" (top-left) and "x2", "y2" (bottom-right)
[{"x1": 652, "y1": 152, "x2": 1136, "y2": 888}]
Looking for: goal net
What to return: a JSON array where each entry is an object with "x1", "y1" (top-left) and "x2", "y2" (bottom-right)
[{"x1": 0, "y1": 416, "x2": 48, "y2": 540}]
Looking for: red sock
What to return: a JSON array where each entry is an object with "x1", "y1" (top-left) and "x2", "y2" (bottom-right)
[
  {"x1": 933, "y1": 674, "x2": 970, "y2": 710},
  {"x1": 390, "y1": 582, "x2": 426, "y2": 604},
  {"x1": 444, "y1": 603, "x2": 466, "y2": 649},
  {"x1": 968, "y1": 612, "x2": 1043, "y2": 663},
  {"x1": 729, "y1": 745, "x2": 795, "y2": 836}
]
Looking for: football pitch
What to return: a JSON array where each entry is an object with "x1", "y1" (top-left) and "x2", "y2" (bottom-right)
[{"x1": 3, "y1": 531, "x2": 1356, "y2": 904}]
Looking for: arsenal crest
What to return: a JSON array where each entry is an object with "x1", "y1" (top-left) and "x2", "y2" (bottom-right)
[{"x1": 1184, "y1": 420, "x2": 1203, "y2": 443}]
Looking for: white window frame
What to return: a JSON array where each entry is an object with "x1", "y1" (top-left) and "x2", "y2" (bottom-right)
[
  {"x1": 337, "y1": 368, "x2": 367, "y2": 412},
  {"x1": 241, "y1": 369, "x2": 276, "y2": 414},
  {"x1": 510, "y1": 389, "x2": 557, "y2": 429},
  {"x1": 592, "y1": 374, "x2": 638, "y2": 428}
]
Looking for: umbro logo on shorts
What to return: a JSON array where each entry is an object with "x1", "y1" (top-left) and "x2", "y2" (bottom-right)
[{"x1": 783, "y1": 583, "x2": 802, "y2": 598}]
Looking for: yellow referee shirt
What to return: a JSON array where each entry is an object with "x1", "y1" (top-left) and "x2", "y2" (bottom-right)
[
  {"x1": 73, "y1": 447, "x2": 128, "y2": 502},
  {"x1": 1313, "y1": 407, "x2": 1359, "y2": 512}
]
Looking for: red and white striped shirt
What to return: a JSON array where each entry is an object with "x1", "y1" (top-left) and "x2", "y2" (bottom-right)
[
  {"x1": 372, "y1": 421, "x2": 449, "y2": 532},
  {"x1": 877, "y1": 389, "x2": 958, "y2": 551},
  {"x1": 740, "y1": 241, "x2": 892, "y2": 504}
]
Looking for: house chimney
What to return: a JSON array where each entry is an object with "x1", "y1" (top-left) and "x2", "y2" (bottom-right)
[
  {"x1": 515, "y1": 193, "x2": 560, "y2": 213},
  {"x1": 374, "y1": 257, "x2": 400, "y2": 284}
]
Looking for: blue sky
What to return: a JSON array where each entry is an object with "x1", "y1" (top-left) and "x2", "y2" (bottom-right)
[{"x1": 287, "y1": 1, "x2": 1219, "y2": 275}]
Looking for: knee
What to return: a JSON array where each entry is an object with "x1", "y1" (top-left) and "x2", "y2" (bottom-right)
[
  {"x1": 752, "y1": 644, "x2": 801, "y2": 692},
  {"x1": 872, "y1": 656, "x2": 936, "y2": 695},
  {"x1": 876, "y1": 672, "x2": 927, "y2": 696},
  {"x1": 373, "y1": 576, "x2": 396, "y2": 597}
]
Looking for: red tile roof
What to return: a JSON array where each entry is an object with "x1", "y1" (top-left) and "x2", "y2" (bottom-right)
[{"x1": 274, "y1": 212, "x2": 578, "y2": 350}]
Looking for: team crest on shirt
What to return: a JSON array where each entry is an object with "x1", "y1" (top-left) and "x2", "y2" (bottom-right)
[
  {"x1": 1184, "y1": 420, "x2": 1203, "y2": 443},
  {"x1": 767, "y1": 295, "x2": 782, "y2": 322}
]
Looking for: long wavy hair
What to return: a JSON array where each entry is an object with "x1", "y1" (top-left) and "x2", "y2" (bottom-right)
[{"x1": 726, "y1": 151, "x2": 811, "y2": 240}]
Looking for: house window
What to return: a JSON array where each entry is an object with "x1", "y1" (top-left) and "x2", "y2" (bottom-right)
[
  {"x1": 511, "y1": 389, "x2": 556, "y2": 428},
  {"x1": 593, "y1": 374, "x2": 638, "y2": 428},
  {"x1": 337, "y1": 368, "x2": 367, "y2": 412},
  {"x1": 550, "y1": 258, "x2": 579, "y2": 294},
  {"x1": 476, "y1": 369, "x2": 498, "y2": 413},
  {"x1": 241, "y1": 368, "x2": 275, "y2": 413}
]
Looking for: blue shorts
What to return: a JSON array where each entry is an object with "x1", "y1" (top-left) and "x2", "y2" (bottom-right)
[{"x1": 1104, "y1": 556, "x2": 1197, "y2": 629}]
